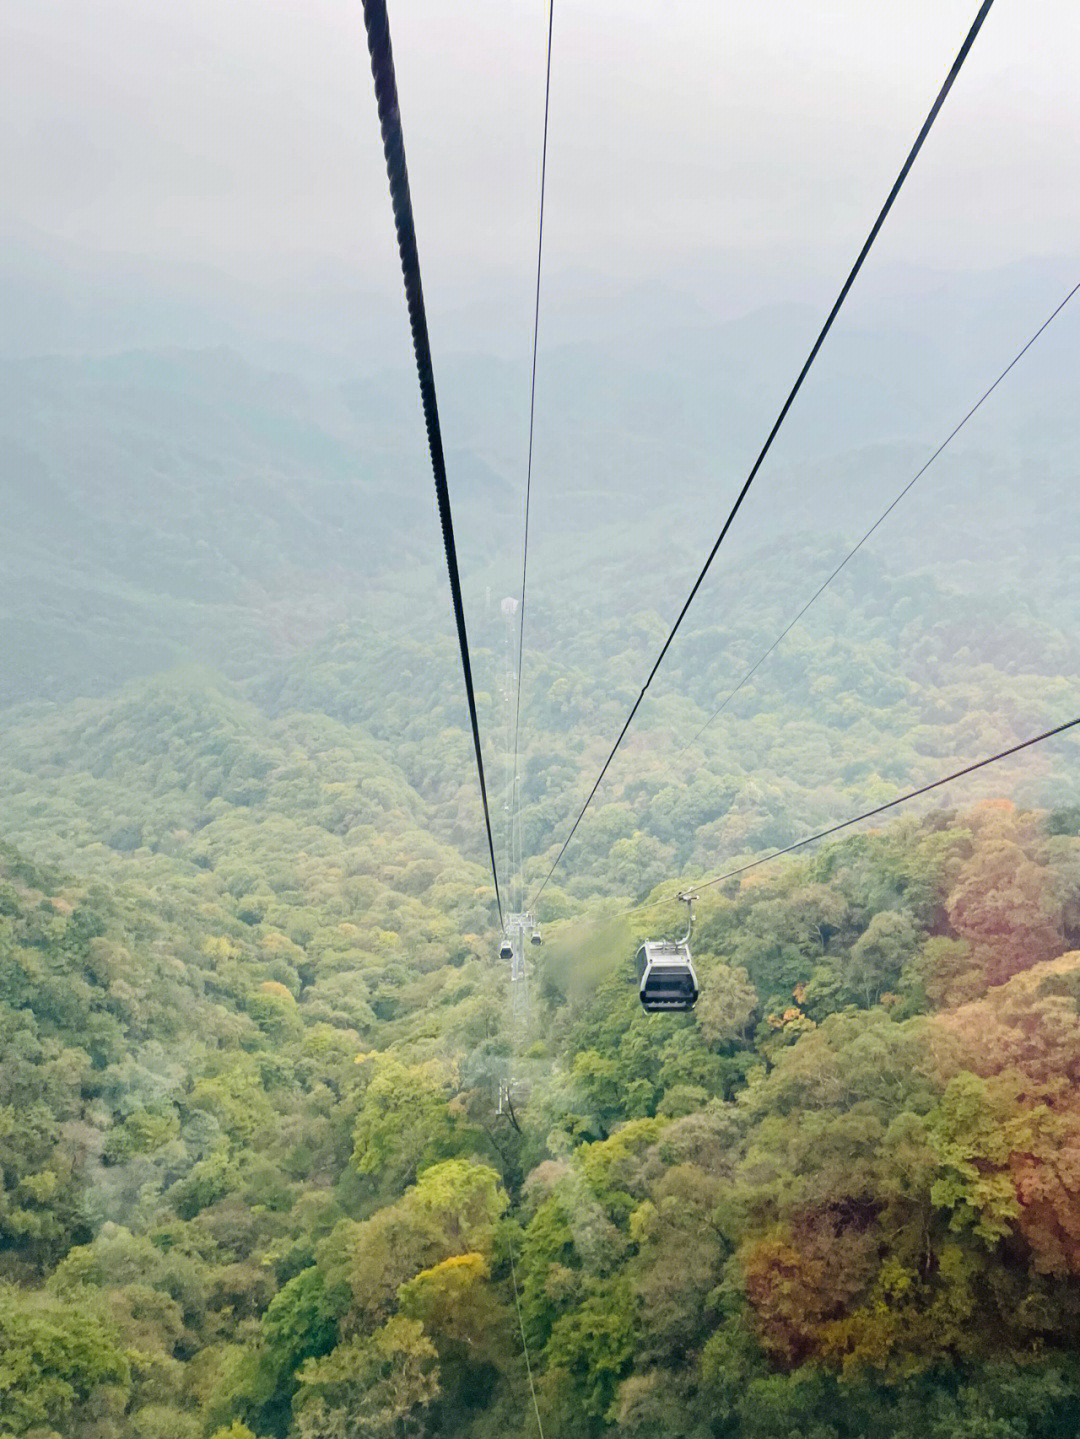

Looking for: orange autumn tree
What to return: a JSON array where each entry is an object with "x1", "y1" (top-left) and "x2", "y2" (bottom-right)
[
  {"x1": 945, "y1": 805, "x2": 1065, "y2": 992},
  {"x1": 931, "y1": 951, "x2": 1080, "y2": 1276}
]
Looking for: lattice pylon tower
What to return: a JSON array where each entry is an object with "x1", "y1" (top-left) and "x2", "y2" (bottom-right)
[
  {"x1": 498, "y1": 911, "x2": 537, "y2": 1122},
  {"x1": 497, "y1": 597, "x2": 531, "y2": 1120}
]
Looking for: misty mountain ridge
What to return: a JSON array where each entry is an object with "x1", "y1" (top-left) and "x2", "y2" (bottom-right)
[{"x1": 3, "y1": 248, "x2": 1077, "y2": 709}]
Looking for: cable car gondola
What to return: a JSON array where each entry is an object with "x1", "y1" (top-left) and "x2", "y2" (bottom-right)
[{"x1": 635, "y1": 893, "x2": 699, "y2": 1012}]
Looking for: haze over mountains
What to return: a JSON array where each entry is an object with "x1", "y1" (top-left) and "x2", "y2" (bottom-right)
[{"x1": 4, "y1": 235, "x2": 1078, "y2": 709}]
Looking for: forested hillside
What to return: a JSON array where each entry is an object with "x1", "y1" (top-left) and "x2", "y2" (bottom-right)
[
  {"x1": 3, "y1": 796, "x2": 1080, "y2": 1437},
  {"x1": 2, "y1": 262, "x2": 1080, "y2": 1435}
]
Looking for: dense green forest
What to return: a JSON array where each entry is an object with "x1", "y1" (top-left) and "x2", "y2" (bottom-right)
[
  {"x1": 2, "y1": 648, "x2": 1079, "y2": 1438},
  {"x1": 3, "y1": 266, "x2": 1080, "y2": 1435},
  {"x1": 4, "y1": 779, "x2": 1080, "y2": 1437}
]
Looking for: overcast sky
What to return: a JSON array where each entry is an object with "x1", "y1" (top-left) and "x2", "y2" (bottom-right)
[{"x1": 4, "y1": 0, "x2": 1079, "y2": 311}]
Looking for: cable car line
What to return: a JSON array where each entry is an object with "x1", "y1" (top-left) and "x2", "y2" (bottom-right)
[
  {"x1": 625, "y1": 717, "x2": 1077, "y2": 1007},
  {"x1": 674, "y1": 279, "x2": 1080, "y2": 766},
  {"x1": 361, "y1": 0, "x2": 504, "y2": 924},
  {"x1": 507, "y1": 1234, "x2": 546, "y2": 1438},
  {"x1": 512, "y1": 0, "x2": 555, "y2": 913},
  {"x1": 530, "y1": 0, "x2": 995, "y2": 909},
  {"x1": 681, "y1": 715, "x2": 1080, "y2": 896}
]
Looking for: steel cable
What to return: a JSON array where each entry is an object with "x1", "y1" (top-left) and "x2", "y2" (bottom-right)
[
  {"x1": 531, "y1": 0, "x2": 996, "y2": 907},
  {"x1": 507, "y1": 1230, "x2": 545, "y2": 1437},
  {"x1": 513, "y1": 0, "x2": 555, "y2": 912},
  {"x1": 673, "y1": 280, "x2": 1080, "y2": 765},
  {"x1": 686, "y1": 716, "x2": 1080, "y2": 894}
]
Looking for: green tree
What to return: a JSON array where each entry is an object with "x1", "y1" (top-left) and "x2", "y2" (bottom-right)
[
  {"x1": 543, "y1": 1278, "x2": 637, "y2": 1421},
  {"x1": 351, "y1": 1059, "x2": 461, "y2": 1189},
  {"x1": 293, "y1": 1317, "x2": 439, "y2": 1439},
  {"x1": 0, "y1": 1282, "x2": 130, "y2": 1434}
]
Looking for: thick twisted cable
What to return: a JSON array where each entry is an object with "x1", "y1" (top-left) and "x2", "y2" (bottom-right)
[
  {"x1": 530, "y1": 0, "x2": 995, "y2": 908},
  {"x1": 362, "y1": 0, "x2": 503, "y2": 924}
]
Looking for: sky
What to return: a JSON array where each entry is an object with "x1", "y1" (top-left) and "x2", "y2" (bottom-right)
[{"x1": 4, "y1": 0, "x2": 1080, "y2": 320}]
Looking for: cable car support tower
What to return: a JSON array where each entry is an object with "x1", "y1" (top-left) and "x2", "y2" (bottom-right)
[
  {"x1": 497, "y1": 597, "x2": 541, "y2": 1128},
  {"x1": 496, "y1": 909, "x2": 541, "y2": 1128}
]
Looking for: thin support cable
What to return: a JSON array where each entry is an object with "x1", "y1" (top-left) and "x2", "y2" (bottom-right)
[
  {"x1": 362, "y1": 0, "x2": 503, "y2": 924},
  {"x1": 508, "y1": 1231, "x2": 545, "y2": 1438},
  {"x1": 514, "y1": 0, "x2": 555, "y2": 912},
  {"x1": 674, "y1": 280, "x2": 1080, "y2": 763},
  {"x1": 686, "y1": 716, "x2": 1080, "y2": 893},
  {"x1": 530, "y1": 0, "x2": 995, "y2": 908}
]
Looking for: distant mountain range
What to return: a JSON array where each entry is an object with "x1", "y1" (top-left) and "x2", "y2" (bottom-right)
[{"x1": 2, "y1": 236, "x2": 1077, "y2": 707}]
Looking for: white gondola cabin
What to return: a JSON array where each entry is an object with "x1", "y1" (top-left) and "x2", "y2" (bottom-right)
[
  {"x1": 635, "y1": 940, "x2": 699, "y2": 1011},
  {"x1": 635, "y1": 892, "x2": 699, "y2": 1012}
]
